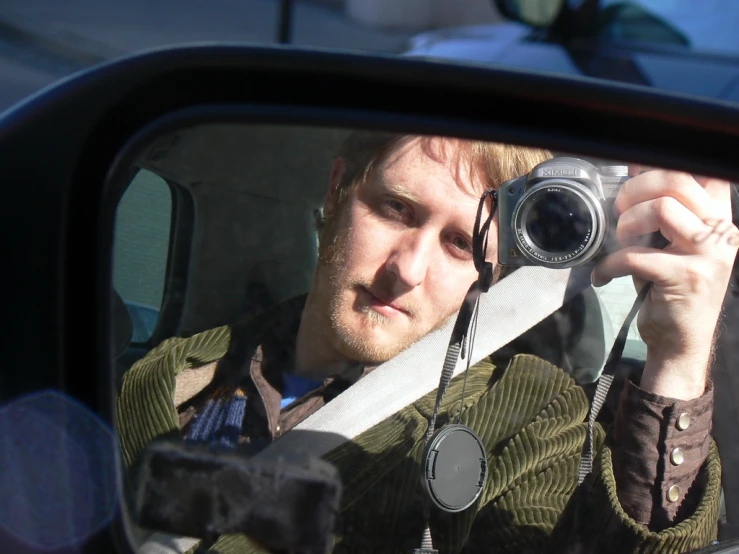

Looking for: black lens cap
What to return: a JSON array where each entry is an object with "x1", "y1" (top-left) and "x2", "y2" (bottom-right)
[{"x1": 421, "y1": 424, "x2": 488, "y2": 513}]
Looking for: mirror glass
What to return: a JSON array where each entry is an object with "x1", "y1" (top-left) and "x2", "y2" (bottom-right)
[{"x1": 112, "y1": 122, "x2": 738, "y2": 553}]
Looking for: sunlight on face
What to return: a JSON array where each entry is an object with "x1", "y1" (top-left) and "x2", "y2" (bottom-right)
[{"x1": 314, "y1": 137, "x2": 497, "y2": 363}]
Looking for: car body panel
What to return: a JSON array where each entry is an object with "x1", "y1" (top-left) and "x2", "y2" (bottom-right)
[{"x1": 405, "y1": 3, "x2": 739, "y2": 101}]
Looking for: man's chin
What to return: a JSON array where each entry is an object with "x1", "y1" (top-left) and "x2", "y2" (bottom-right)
[
  {"x1": 333, "y1": 318, "x2": 418, "y2": 364},
  {"x1": 338, "y1": 340, "x2": 406, "y2": 365}
]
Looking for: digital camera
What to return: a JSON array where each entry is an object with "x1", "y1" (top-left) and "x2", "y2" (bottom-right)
[{"x1": 498, "y1": 156, "x2": 635, "y2": 269}]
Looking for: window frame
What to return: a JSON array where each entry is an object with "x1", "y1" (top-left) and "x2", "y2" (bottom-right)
[{"x1": 113, "y1": 169, "x2": 195, "y2": 349}]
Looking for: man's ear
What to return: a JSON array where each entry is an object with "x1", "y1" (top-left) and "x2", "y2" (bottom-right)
[{"x1": 324, "y1": 158, "x2": 346, "y2": 217}]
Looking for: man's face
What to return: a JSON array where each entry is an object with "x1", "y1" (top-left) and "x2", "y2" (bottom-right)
[{"x1": 314, "y1": 137, "x2": 496, "y2": 364}]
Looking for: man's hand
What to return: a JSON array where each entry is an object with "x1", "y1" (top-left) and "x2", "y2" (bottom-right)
[{"x1": 591, "y1": 169, "x2": 739, "y2": 400}]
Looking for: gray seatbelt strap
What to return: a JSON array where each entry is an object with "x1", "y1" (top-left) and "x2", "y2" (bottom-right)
[{"x1": 259, "y1": 264, "x2": 593, "y2": 461}]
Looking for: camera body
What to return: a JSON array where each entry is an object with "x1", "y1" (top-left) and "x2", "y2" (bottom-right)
[{"x1": 498, "y1": 157, "x2": 630, "y2": 269}]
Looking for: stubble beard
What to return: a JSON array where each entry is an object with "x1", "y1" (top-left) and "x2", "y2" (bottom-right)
[{"x1": 316, "y1": 217, "x2": 453, "y2": 364}]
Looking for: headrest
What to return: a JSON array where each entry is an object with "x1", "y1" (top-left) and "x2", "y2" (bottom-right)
[{"x1": 112, "y1": 289, "x2": 134, "y2": 358}]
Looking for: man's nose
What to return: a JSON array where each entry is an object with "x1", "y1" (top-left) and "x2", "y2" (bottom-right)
[{"x1": 385, "y1": 233, "x2": 433, "y2": 291}]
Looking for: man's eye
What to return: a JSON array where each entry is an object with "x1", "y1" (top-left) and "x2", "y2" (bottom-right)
[
  {"x1": 385, "y1": 199, "x2": 407, "y2": 213},
  {"x1": 451, "y1": 236, "x2": 472, "y2": 253},
  {"x1": 379, "y1": 198, "x2": 410, "y2": 219}
]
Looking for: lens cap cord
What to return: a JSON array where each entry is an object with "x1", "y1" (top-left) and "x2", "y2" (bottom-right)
[{"x1": 414, "y1": 190, "x2": 497, "y2": 554}]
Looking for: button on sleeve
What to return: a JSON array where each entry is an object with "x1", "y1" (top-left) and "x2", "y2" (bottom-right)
[{"x1": 611, "y1": 378, "x2": 713, "y2": 530}]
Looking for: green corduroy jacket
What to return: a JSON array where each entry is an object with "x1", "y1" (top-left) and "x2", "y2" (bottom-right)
[{"x1": 118, "y1": 310, "x2": 721, "y2": 554}]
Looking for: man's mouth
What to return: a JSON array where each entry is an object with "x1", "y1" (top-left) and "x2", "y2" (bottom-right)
[{"x1": 360, "y1": 286, "x2": 409, "y2": 318}]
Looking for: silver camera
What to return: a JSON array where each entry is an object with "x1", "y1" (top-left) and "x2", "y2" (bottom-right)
[{"x1": 498, "y1": 157, "x2": 632, "y2": 268}]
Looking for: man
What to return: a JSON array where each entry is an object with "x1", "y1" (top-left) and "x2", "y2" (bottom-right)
[{"x1": 118, "y1": 132, "x2": 736, "y2": 553}]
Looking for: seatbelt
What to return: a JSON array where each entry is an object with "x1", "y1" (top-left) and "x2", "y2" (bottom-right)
[{"x1": 256, "y1": 266, "x2": 594, "y2": 461}]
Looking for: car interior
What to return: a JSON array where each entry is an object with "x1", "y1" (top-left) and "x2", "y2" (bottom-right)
[
  {"x1": 110, "y1": 122, "x2": 739, "y2": 546},
  {"x1": 110, "y1": 122, "x2": 672, "y2": 459},
  {"x1": 111, "y1": 123, "x2": 630, "y2": 386}
]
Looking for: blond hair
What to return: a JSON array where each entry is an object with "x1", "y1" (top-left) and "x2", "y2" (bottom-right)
[
  {"x1": 317, "y1": 132, "x2": 552, "y2": 283},
  {"x1": 319, "y1": 131, "x2": 552, "y2": 231}
]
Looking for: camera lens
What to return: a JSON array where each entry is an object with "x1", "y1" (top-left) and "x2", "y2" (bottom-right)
[{"x1": 525, "y1": 191, "x2": 592, "y2": 253}]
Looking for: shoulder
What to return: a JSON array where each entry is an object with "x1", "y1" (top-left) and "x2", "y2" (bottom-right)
[
  {"x1": 412, "y1": 353, "x2": 585, "y2": 423},
  {"x1": 122, "y1": 295, "x2": 307, "y2": 407},
  {"x1": 119, "y1": 323, "x2": 235, "y2": 421},
  {"x1": 137, "y1": 323, "x2": 233, "y2": 369},
  {"x1": 466, "y1": 353, "x2": 589, "y2": 424},
  {"x1": 124, "y1": 323, "x2": 233, "y2": 385}
]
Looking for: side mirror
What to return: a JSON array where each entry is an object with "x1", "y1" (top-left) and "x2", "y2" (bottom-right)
[{"x1": 4, "y1": 44, "x2": 739, "y2": 554}]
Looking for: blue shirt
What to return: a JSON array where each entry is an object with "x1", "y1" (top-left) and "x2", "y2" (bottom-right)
[{"x1": 280, "y1": 372, "x2": 323, "y2": 409}]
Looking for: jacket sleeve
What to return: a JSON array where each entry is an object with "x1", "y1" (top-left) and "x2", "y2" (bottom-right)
[
  {"x1": 610, "y1": 379, "x2": 714, "y2": 530},
  {"x1": 117, "y1": 325, "x2": 232, "y2": 471},
  {"x1": 460, "y1": 354, "x2": 721, "y2": 554},
  {"x1": 543, "y1": 419, "x2": 721, "y2": 554}
]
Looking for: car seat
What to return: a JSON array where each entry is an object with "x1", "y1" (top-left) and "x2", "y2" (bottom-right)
[{"x1": 112, "y1": 289, "x2": 135, "y2": 392}]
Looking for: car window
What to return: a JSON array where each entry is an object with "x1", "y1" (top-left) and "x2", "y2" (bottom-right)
[
  {"x1": 112, "y1": 168, "x2": 171, "y2": 344},
  {"x1": 610, "y1": 0, "x2": 739, "y2": 55},
  {"x1": 596, "y1": 276, "x2": 646, "y2": 359}
]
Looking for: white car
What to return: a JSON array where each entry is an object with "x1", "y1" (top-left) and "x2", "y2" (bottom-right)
[{"x1": 405, "y1": 0, "x2": 739, "y2": 103}]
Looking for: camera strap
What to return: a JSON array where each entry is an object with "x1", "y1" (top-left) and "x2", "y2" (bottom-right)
[
  {"x1": 413, "y1": 190, "x2": 653, "y2": 552},
  {"x1": 577, "y1": 282, "x2": 650, "y2": 485},
  {"x1": 414, "y1": 189, "x2": 497, "y2": 553}
]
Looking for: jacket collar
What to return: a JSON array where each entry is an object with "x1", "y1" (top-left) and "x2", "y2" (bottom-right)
[{"x1": 241, "y1": 295, "x2": 377, "y2": 441}]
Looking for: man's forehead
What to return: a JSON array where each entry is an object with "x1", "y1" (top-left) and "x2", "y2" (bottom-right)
[{"x1": 377, "y1": 136, "x2": 489, "y2": 199}]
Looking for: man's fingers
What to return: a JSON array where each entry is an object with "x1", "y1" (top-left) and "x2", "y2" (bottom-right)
[
  {"x1": 627, "y1": 164, "x2": 657, "y2": 177},
  {"x1": 614, "y1": 170, "x2": 715, "y2": 221},
  {"x1": 694, "y1": 175, "x2": 733, "y2": 209},
  {"x1": 616, "y1": 196, "x2": 712, "y2": 249},
  {"x1": 627, "y1": 164, "x2": 643, "y2": 177},
  {"x1": 590, "y1": 247, "x2": 682, "y2": 287}
]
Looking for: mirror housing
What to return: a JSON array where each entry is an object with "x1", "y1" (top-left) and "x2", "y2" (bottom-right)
[{"x1": 5, "y1": 44, "x2": 739, "y2": 553}]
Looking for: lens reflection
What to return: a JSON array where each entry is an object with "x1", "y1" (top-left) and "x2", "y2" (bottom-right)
[{"x1": 525, "y1": 191, "x2": 591, "y2": 254}]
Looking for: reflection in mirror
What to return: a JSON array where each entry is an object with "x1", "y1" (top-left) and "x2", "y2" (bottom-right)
[
  {"x1": 113, "y1": 169, "x2": 171, "y2": 345},
  {"x1": 111, "y1": 124, "x2": 738, "y2": 553}
]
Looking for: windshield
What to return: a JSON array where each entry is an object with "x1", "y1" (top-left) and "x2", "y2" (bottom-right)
[{"x1": 604, "y1": 0, "x2": 739, "y2": 55}]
